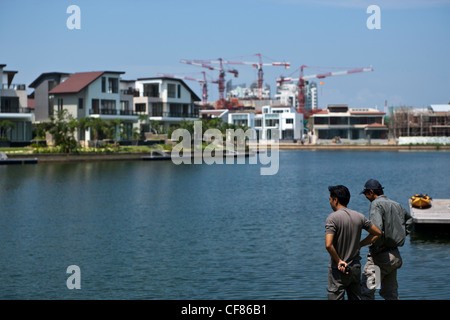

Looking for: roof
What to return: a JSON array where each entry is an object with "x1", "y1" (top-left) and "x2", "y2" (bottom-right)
[
  {"x1": 49, "y1": 71, "x2": 125, "y2": 94},
  {"x1": 29, "y1": 72, "x2": 71, "y2": 88},
  {"x1": 350, "y1": 111, "x2": 385, "y2": 115},
  {"x1": 430, "y1": 105, "x2": 450, "y2": 112},
  {"x1": 366, "y1": 123, "x2": 387, "y2": 128}
]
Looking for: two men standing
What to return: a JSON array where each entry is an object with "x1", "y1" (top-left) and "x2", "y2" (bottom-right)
[{"x1": 325, "y1": 179, "x2": 413, "y2": 300}]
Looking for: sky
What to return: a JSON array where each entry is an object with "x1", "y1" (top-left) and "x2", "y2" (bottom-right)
[{"x1": 1, "y1": 0, "x2": 449, "y2": 110}]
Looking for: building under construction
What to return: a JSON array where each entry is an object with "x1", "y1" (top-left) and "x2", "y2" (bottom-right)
[{"x1": 389, "y1": 105, "x2": 450, "y2": 138}]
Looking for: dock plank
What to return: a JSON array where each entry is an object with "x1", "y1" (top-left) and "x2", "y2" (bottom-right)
[{"x1": 410, "y1": 199, "x2": 450, "y2": 224}]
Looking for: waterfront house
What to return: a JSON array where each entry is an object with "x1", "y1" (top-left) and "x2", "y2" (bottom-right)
[
  {"x1": 48, "y1": 71, "x2": 139, "y2": 145},
  {"x1": 0, "y1": 64, "x2": 34, "y2": 144},
  {"x1": 133, "y1": 77, "x2": 201, "y2": 132},
  {"x1": 29, "y1": 72, "x2": 71, "y2": 122},
  {"x1": 200, "y1": 105, "x2": 303, "y2": 142},
  {"x1": 254, "y1": 105, "x2": 303, "y2": 141},
  {"x1": 310, "y1": 104, "x2": 388, "y2": 144}
]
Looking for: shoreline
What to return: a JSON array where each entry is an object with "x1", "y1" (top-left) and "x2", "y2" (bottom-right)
[{"x1": 4, "y1": 144, "x2": 449, "y2": 163}]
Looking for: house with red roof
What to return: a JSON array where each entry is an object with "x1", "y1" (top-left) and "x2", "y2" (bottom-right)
[
  {"x1": 310, "y1": 104, "x2": 388, "y2": 144},
  {"x1": 47, "y1": 71, "x2": 139, "y2": 144}
]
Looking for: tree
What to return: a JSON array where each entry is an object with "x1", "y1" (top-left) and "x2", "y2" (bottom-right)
[
  {"x1": 104, "y1": 119, "x2": 123, "y2": 149},
  {"x1": 131, "y1": 127, "x2": 140, "y2": 150},
  {"x1": 85, "y1": 117, "x2": 107, "y2": 149},
  {"x1": 48, "y1": 109, "x2": 77, "y2": 153},
  {"x1": 0, "y1": 120, "x2": 15, "y2": 140}
]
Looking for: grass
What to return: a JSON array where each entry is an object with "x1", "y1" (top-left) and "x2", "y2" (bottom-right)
[{"x1": 1, "y1": 144, "x2": 173, "y2": 155}]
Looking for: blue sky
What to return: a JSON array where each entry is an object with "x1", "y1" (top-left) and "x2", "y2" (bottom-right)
[{"x1": 1, "y1": 0, "x2": 449, "y2": 109}]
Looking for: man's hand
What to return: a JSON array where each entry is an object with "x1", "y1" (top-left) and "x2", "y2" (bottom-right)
[{"x1": 338, "y1": 261, "x2": 349, "y2": 274}]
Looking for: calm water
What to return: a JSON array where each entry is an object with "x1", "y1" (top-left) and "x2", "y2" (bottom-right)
[{"x1": 0, "y1": 150, "x2": 449, "y2": 300}]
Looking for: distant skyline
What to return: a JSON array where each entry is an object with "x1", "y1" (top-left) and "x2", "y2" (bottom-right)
[{"x1": 1, "y1": 0, "x2": 449, "y2": 110}]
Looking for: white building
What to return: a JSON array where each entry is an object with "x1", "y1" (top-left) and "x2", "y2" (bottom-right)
[
  {"x1": 134, "y1": 77, "x2": 201, "y2": 131},
  {"x1": 255, "y1": 105, "x2": 303, "y2": 141},
  {"x1": 201, "y1": 105, "x2": 303, "y2": 142}
]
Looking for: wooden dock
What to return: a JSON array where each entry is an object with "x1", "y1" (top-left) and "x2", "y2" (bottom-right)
[{"x1": 410, "y1": 199, "x2": 450, "y2": 232}]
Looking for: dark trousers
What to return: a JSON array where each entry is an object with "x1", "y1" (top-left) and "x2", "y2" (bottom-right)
[{"x1": 327, "y1": 264, "x2": 362, "y2": 300}]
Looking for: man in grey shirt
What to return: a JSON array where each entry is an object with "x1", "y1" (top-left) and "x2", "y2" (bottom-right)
[
  {"x1": 360, "y1": 179, "x2": 413, "y2": 300},
  {"x1": 325, "y1": 185, "x2": 381, "y2": 300}
]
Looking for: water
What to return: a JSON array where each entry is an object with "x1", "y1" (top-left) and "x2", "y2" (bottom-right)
[{"x1": 0, "y1": 150, "x2": 449, "y2": 299}]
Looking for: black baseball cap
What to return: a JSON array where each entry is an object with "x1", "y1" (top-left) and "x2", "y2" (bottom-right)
[{"x1": 360, "y1": 179, "x2": 384, "y2": 194}]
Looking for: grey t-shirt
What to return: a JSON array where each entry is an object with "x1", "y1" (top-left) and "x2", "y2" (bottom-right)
[{"x1": 325, "y1": 208, "x2": 372, "y2": 268}]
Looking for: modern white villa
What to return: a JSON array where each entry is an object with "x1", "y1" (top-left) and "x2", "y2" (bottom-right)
[
  {"x1": 200, "y1": 104, "x2": 303, "y2": 142},
  {"x1": 133, "y1": 77, "x2": 201, "y2": 131}
]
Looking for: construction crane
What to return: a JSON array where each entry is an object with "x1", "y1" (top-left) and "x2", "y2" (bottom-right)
[
  {"x1": 180, "y1": 58, "x2": 238, "y2": 102},
  {"x1": 277, "y1": 65, "x2": 374, "y2": 117},
  {"x1": 194, "y1": 53, "x2": 290, "y2": 100},
  {"x1": 157, "y1": 72, "x2": 218, "y2": 105}
]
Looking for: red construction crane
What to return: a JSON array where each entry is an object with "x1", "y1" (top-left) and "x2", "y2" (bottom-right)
[
  {"x1": 277, "y1": 65, "x2": 374, "y2": 117},
  {"x1": 180, "y1": 58, "x2": 238, "y2": 102},
  {"x1": 194, "y1": 53, "x2": 290, "y2": 99},
  {"x1": 157, "y1": 72, "x2": 218, "y2": 105}
]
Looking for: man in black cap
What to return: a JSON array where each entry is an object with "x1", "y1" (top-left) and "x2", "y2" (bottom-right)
[{"x1": 360, "y1": 179, "x2": 413, "y2": 300}]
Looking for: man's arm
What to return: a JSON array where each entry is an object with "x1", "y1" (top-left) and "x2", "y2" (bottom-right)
[
  {"x1": 369, "y1": 202, "x2": 384, "y2": 232},
  {"x1": 325, "y1": 233, "x2": 347, "y2": 273},
  {"x1": 403, "y1": 206, "x2": 414, "y2": 235},
  {"x1": 359, "y1": 224, "x2": 382, "y2": 249}
]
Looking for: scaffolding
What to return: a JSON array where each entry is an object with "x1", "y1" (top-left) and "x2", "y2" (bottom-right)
[{"x1": 389, "y1": 107, "x2": 450, "y2": 139}]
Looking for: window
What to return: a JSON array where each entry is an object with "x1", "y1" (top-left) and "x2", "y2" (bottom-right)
[
  {"x1": 102, "y1": 77, "x2": 106, "y2": 93},
  {"x1": 135, "y1": 103, "x2": 146, "y2": 113},
  {"x1": 143, "y1": 84, "x2": 159, "y2": 97},
  {"x1": 48, "y1": 95, "x2": 54, "y2": 116},
  {"x1": 92, "y1": 99, "x2": 99, "y2": 114},
  {"x1": 151, "y1": 103, "x2": 163, "y2": 116},
  {"x1": 314, "y1": 117, "x2": 328, "y2": 125},
  {"x1": 330, "y1": 117, "x2": 348, "y2": 125},
  {"x1": 120, "y1": 100, "x2": 129, "y2": 110},
  {"x1": 101, "y1": 99, "x2": 116, "y2": 114},
  {"x1": 168, "y1": 84, "x2": 177, "y2": 98},
  {"x1": 78, "y1": 98, "x2": 84, "y2": 110},
  {"x1": 265, "y1": 119, "x2": 279, "y2": 127},
  {"x1": 57, "y1": 98, "x2": 63, "y2": 112},
  {"x1": 286, "y1": 118, "x2": 294, "y2": 124},
  {"x1": 108, "y1": 78, "x2": 118, "y2": 94},
  {"x1": 255, "y1": 119, "x2": 262, "y2": 127},
  {"x1": 177, "y1": 84, "x2": 181, "y2": 98}
]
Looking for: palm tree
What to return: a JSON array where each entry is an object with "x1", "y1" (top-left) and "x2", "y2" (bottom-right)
[
  {"x1": 0, "y1": 120, "x2": 15, "y2": 140},
  {"x1": 85, "y1": 117, "x2": 106, "y2": 149}
]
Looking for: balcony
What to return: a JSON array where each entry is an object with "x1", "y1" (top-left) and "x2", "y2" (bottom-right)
[
  {"x1": 120, "y1": 88, "x2": 140, "y2": 97},
  {"x1": 89, "y1": 108, "x2": 139, "y2": 116},
  {"x1": 150, "y1": 111, "x2": 199, "y2": 118},
  {"x1": 1, "y1": 84, "x2": 26, "y2": 90},
  {"x1": 0, "y1": 106, "x2": 32, "y2": 113}
]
